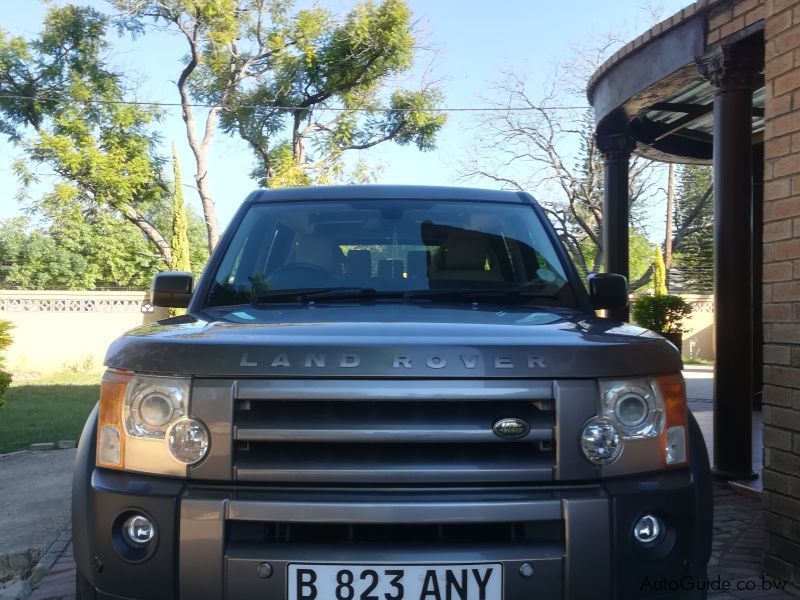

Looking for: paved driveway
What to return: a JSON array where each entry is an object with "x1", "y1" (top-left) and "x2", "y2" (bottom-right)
[{"x1": 0, "y1": 449, "x2": 74, "y2": 558}]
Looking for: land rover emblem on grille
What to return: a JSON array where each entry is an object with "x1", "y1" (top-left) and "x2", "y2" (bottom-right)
[{"x1": 492, "y1": 418, "x2": 530, "y2": 439}]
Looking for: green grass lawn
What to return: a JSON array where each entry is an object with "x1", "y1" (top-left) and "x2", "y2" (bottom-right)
[{"x1": 0, "y1": 372, "x2": 100, "y2": 454}]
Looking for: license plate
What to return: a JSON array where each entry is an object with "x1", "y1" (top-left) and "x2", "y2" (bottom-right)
[{"x1": 287, "y1": 563, "x2": 502, "y2": 600}]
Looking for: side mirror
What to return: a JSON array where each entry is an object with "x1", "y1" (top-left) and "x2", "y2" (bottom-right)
[
  {"x1": 587, "y1": 273, "x2": 628, "y2": 310},
  {"x1": 151, "y1": 271, "x2": 194, "y2": 308}
]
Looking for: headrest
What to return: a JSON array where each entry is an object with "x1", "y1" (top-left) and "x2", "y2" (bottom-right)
[
  {"x1": 442, "y1": 231, "x2": 489, "y2": 270},
  {"x1": 377, "y1": 259, "x2": 403, "y2": 279},
  {"x1": 294, "y1": 234, "x2": 338, "y2": 271},
  {"x1": 407, "y1": 250, "x2": 429, "y2": 279},
  {"x1": 346, "y1": 249, "x2": 372, "y2": 277}
]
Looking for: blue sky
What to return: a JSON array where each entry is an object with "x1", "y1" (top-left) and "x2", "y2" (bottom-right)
[{"x1": 0, "y1": 0, "x2": 692, "y2": 235}]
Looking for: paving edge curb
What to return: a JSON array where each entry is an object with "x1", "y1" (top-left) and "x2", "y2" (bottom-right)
[
  {"x1": 0, "y1": 451, "x2": 29, "y2": 461},
  {"x1": 729, "y1": 479, "x2": 763, "y2": 500},
  {"x1": 0, "y1": 444, "x2": 76, "y2": 460},
  {"x1": 25, "y1": 525, "x2": 72, "y2": 594}
]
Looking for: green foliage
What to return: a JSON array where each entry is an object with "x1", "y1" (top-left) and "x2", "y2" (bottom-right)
[
  {"x1": 672, "y1": 165, "x2": 713, "y2": 292},
  {"x1": 0, "y1": 213, "x2": 155, "y2": 289},
  {"x1": 0, "y1": 371, "x2": 10, "y2": 410},
  {"x1": 631, "y1": 294, "x2": 693, "y2": 334},
  {"x1": 119, "y1": 0, "x2": 446, "y2": 187},
  {"x1": 0, "y1": 5, "x2": 110, "y2": 139},
  {"x1": 652, "y1": 247, "x2": 667, "y2": 296},
  {"x1": 170, "y1": 145, "x2": 191, "y2": 272},
  {"x1": 0, "y1": 200, "x2": 208, "y2": 290},
  {"x1": 629, "y1": 231, "x2": 655, "y2": 291},
  {"x1": 0, "y1": 320, "x2": 13, "y2": 409},
  {"x1": 0, "y1": 5, "x2": 181, "y2": 267},
  {"x1": 570, "y1": 228, "x2": 655, "y2": 291}
]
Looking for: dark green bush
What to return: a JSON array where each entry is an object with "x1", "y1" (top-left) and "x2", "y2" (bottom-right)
[
  {"x1": 0, "y1": 320, "x2": 13, "y2": 409},
  {"x1": 631, "y1": 295, "x2": 693, "y2": 334}
]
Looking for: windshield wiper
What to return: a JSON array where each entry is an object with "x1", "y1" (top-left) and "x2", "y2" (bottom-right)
[
  {"x1": 251, "y1": 286, "x2": 557, "y2": 306},
  {"x1": 251, "y1": 287, "x2": 400, "y2": 305}
]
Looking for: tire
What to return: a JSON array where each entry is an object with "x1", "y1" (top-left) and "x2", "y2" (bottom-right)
[
  {"x1": 688, "y1": 412, "x2": 713, "y2": 571},
  {"x1": 75, "y1": 568, "x2": 97, "y2": 600},
  {"x1": 680, "y1": 580, "x2": 708, "y2": 599}
]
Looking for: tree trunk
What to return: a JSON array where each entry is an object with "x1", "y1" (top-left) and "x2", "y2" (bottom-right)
[
  {"x1": 194, "y1": 152, "x2": 219, "y2": 251},
  {"x1": 664, "y1": 163, "x2": 676, "y2": 276},
  {"x1": 116, "y1": 202, "x2": 173, "y2": 266}
]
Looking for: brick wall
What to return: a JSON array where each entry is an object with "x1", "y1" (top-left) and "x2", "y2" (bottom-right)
[
  {"x1": 707, "y1": 0, "x2": 765, "y2": 44},
  {"x1": 762, "y1": 0, "x2": 800, "y2": 587}
]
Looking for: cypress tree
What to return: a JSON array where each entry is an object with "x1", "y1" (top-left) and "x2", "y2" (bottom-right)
[
  {"x1": 653, "y1": 247, "x2": 668, "y2": 296},
  {"x1": 170, "y1": 143, "x2": 191, "y2": 273}
]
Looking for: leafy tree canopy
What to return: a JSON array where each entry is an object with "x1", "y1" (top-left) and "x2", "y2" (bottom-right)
[
  {"x1": 0, "y1": 5, "x2": 210, "y2": 278},
  {"x1": 0, "y1": 198, "x2": 208, "y2": 290},
  {"x1": 113, "y1": 0, "x2": 445, "y2": 197}
]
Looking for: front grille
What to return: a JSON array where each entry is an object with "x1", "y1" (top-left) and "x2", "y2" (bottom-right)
[
  {"x1": 228, "y1": 520, "x2": 563, "y2": 546},
  {"x1": 232, "y1": 379, "x2": 556, "y2": 484}
]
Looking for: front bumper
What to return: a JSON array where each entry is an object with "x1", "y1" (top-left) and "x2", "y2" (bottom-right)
[{"x1": 74, "y1": 466, "x2": 709, "y2": 600}]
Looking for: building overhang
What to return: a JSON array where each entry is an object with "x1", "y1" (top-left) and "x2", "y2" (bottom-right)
[{"x1": 587, "y1": 2, "x2": 764, "y2": 164}]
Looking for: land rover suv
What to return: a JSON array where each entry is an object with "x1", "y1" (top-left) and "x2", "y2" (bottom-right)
[{"x1": 72, "y1": 185, "x2": 712, "y2": 599}]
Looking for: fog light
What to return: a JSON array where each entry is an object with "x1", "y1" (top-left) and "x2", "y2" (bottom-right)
[
  {"x1": 122, "y1": 514, "x2": 155, "y2": 546},
  {"x1": 168, "y1": 418, "x2": 209, "y2": 464},
  {"x1": 580, "y1": 418, "x2": 622, "y2": 464},
  {"x1": 633, "y1": 514, "x2": 662, "y2": 544}
]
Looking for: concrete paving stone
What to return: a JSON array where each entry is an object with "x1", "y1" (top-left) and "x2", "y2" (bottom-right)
[
  {"x1": 0, "y1": 450, "x2": 75, "y2": 558},
  {"x1": 47, "y1": 562, "x2": 73, "y2": 575},
  {"x1": 0, "y1": 580, "x2": 31, "y2": 600},
  {"x1": 28, "y1": 443, "x2": 56, "y2": 451},
  {"x1": 32, "y1": 569, "x2": 73, "y2": 586}
]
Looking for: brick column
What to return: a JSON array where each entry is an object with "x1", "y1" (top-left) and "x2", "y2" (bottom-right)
[{"x1": 763, "y1": 0, "x2": 800, "y2": 588}]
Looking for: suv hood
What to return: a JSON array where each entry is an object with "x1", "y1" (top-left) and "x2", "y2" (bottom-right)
[{"x1": 105, "y1": 303, "x2": 681, "y2": 378}]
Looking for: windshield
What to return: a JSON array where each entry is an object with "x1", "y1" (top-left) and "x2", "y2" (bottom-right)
[{"x1": 204, "y1": 198, "x2": 576, "y2": 308}]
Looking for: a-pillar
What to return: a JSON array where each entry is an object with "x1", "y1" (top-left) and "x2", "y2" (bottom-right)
[
  {"x1": 597, "y1": 131, "x2": 636, "y2": 322},
  {"x1": 698, "y1": 41, "x2": 762, "y2": 480}
]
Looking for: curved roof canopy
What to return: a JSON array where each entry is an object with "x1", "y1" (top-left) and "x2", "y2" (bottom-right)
[{"x1": 587, "y1": 1, "x2": 764, "y2": 164}]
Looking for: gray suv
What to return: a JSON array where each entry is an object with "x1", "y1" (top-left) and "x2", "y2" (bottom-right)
[{"x1": 72, "y1": 185, "x2": 712, "y2": 599}]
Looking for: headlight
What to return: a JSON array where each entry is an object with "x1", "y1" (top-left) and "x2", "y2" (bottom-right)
[
  {"x1": 601, "y1": 380, "x2": 662, "y2": 438},
  {"x1": 168, "y1": 418, "x2": 210, "y2": 464},
  {"x1": 96, "y1": 370, "x2": 208, "y2": 476},
  {"x1": 587, "y1": 374, "x2": 687, "y2": 475},
  {"x1": 124, "y1": 375, "x2": 187, "y2": 438},
  {"x1": 580, "y1": 418, "x2": 622, "y2": 464}
]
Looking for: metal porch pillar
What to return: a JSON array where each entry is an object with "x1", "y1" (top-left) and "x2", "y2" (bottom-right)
[
  {"x1": 699, "y1": 42, "x2": 762, "y2": 480},
  {"x1": 597, "y1": 132, "x2": 636, "y2": 322}
]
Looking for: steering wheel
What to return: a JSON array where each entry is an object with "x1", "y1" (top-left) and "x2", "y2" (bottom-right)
[{"x1": 266, "y1": 263, "x2": 337, "y2": 288}]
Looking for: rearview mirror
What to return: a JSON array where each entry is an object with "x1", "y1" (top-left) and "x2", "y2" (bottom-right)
[
  {"x1": 151, "y1": 271, "x2": 194, "y2": 308},
  {"x1": 587, "y1": 273, "x2": 628, "y2": 310}
]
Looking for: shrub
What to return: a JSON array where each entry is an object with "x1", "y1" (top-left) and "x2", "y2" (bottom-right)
[
  {"x1": 0, "y1": 320, "x2": 13, "y2": 409},
  {"x1": 0, "y1": 370, "x2": 10, "y2": 408},
  {"x1": 631, "y1": 295, "x2": 693, "y2": 334}
]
